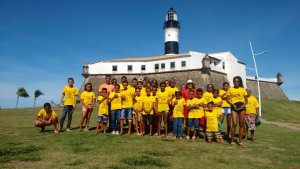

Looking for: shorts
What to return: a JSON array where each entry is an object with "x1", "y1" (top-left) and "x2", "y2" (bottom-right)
[
  {"x1": 188, "y1": 118, "x2": 200, "y2": 130},
  {"x1": 222, "y1": 107, "x2": 231, "y2": 115},
  {"x1": 82, "y1": 105, "x2": 93, "y2": 112},
  {"x1": 245, "y1": 114, "x2": 256, "y2": 130},
  {"x1": 199, "y1": 117, "x2": 206, "y2": 131},
  {"x1": 206, "y1": 132, "x2": 222, "y2": 139},
  {"x1": 232, "y1": 102, "x2": 245, "y2": 113},
  {"x1": 142, "y1": 114, "x2": 154, "y2": 125},
  {"x1": 121, "y1": 108, "x2": 133, "y2": 120},
  {"x1": 98, "y1": 115, "x2": 108, "y2": 123},
  {"x1": 155, "y1": 110, "x2": 169, "y2": 116}
]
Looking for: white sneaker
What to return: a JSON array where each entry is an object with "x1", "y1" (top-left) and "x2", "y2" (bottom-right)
[
  {"x1": 192, "y1": 136, "x2": 196, "y2": 141},
  {"x1": 112, "y1": 131, "x2": 116, "y2": 135},
  {"x1": 115, "y1": 131, "x2": 119, "y2": 135},
  {"x1": 186, "y1": 136, "x2": 190, "y2": 141},
  {"x1": 66, "y1": 128, "x2": 71, "y2": 132}
]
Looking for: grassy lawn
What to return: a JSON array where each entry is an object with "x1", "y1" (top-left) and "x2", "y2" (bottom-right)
[
  {"x1": 0, "y1": 100, "x2": 299, "y2": 169},
  {"x1": 262, "y1": 100, "x2": 300, "y2": 123}
]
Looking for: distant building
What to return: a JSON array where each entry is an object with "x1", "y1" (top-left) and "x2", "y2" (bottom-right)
[{"x1": 81, "y1": 8, "x2": 288, "y2": 100}]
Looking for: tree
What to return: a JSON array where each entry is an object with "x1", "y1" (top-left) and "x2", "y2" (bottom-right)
[
  {"x1": 16, "y1": 88, "x2": 30, "y2": 108},
  {"x1": 34, "y1": 90, "x2": 44, "y2": 107}
]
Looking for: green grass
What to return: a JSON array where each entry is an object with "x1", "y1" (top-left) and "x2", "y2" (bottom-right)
[
  {"x1": 262, "y1": 100, "x2": 300, "y2": 123},
  {"x1": 0, "y1": 100, "x2": 299, "y2": 169}
]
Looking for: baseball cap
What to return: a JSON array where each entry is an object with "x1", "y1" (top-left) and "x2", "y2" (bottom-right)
[{"x1": 187, "y1": 79, "x2": 193, "y2": 84}]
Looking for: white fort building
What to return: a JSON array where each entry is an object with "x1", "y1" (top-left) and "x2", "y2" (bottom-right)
[{"x1": 81, "y1": 8, "x2": 287, "y2": 100}]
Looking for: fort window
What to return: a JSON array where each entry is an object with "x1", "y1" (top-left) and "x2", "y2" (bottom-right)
[
  {"x1": 222, "y1": 62, "x2": 225, "y2": 69},
  {"x1": 112, "y1": 65, "x2": 117, "y2": 71},
  {"x1": 141, "y1": 65, "x2": 146, "y2": 71},
  {"x1": 214, "y1": 62, "x2": 217, "y2": 66},
  {"x1": 170, "y1": 62, "x2": 175, "y2": 68},
  {"x1": 155, "y1": 64, "x2": 159, "y2": 70},
  {"x1": 128, "y1": 65, "x2": 132, "y2": 71},
  {"x1": 181, "y1": 61, "x2": 186, "y2": 67},
  {"x1": 161, "y1": 63, "x2": 165, "y2": 69}
]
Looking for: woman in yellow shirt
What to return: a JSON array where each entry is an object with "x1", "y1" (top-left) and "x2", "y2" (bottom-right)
[
  {"x1": 156, "y1": 82, "x2": 170, "y2": 137},
  {"x1": 79, "y1": 83, "x2": 96, "y2": 131},
  {"x1": 35, "y1": 103, "x2": 59, "y2": 133},
  {"x1": 245, "y1": 88, "x2": 259, "y2": 141},
  {"x1": 226, "y1": 76, "x2": 248, "y2": 146}
]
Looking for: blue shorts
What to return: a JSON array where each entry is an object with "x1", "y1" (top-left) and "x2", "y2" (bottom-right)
[
  {"x1": 121, "y1": 108, "x2": 133, "y2": 120},
  {"x1": 98, "y1": 115, "x2": 108, "y2": 123},
  {"x1": 222, "y1": 108, "x2": 231, "y2": 115},
  {"x1": 188, "y1": 118, "x2": 200, "y2": 130}
]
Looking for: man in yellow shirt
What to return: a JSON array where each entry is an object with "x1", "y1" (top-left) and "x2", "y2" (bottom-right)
[
  {"x1": 120, "y1": 81, "x2": 134, "y2": 135},
  {"x1": 35, "y1": 103, "x2": 59, "y2": 133},
  {"x1": 245, "y1": 88, "x2": 259, "y2": 141},
  {"x1": 59, "y1": 77, "x2": 78, "y2": 132}
]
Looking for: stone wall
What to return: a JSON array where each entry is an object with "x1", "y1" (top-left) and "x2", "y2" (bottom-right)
[{"x1": 246, "y1": 79, "x2": 288, "y2": 100}]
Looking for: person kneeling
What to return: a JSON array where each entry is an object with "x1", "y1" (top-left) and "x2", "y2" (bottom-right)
[
  {"x1": 35, "y1": 103, "x2": 59, "y2": 133},
  {"x1": 205, "y1": 102, "x2": 222, "y2": 143}
]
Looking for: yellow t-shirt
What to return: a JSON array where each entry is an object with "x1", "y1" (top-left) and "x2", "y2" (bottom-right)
[
  {"x1": 246, "y1": 96, "x2": 259, "y2": 115},
  {"x1": 80, "y1": 91, "x2": 96, "y2": 105},
  {"x1": 133, "y1": 96, "x2": 143, "y2": 114},
  {"x1": 197, "y1": 98, "x2": 206, "y2": 118},
  {"x1": 63, "y1": 86, "x2": 78, "y2": 106},
  {"x1": 120, "y1": 84, "x2": 132, "y2": 91},
  {"x1": 172, "y1": 98, "x2": 186, "y2": 118},
  {"x1": 142, "y1": 96, "x2": 156, "y2": 115},
  {"x1": 156, "y1": 90, "x2": 169, "y2": 112},
  {"x1": 226, "y1": 87, "x2": 247, "y2": 104},
  {"x1": 206, "y1": 109, "x2": 219, "y2": 132},
  {"x1": 121, "y1": 88, "x2": 135, "y2": 108},
  {"x1": 140, "y1": 87, "x2": 147, "y2": 97},
  {"x1": 186, "y1": 98, "x2": 202, "y2": 118},
  {"x1": 203, "y1": 92, "x2": 213, "y2": 103},
  {"x1": 211, "y1": 97, "x2": 223, "y2": 116},
  {"x1": 219, "y1": 89, "x2": 231, "y2": 108},
  {"x1": 166, "y1": 86, "x2": 179, "y2": 99},
  {"x1": 97, "y1": 96, "x2": 109, "y2": 115},
  {"x1": 109, "y1": 92, "x2": 122, "y2": 110},
  {"x1": 37, "y1": 109, "x2": 57, "y2": 120}
]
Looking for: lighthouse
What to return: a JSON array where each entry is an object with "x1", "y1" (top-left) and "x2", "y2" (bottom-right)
[{"x1": 164, "y1": 8, "x2": 180, "y2": 55}]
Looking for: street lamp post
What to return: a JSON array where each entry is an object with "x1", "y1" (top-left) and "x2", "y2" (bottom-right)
[{"x1": 249, "y1": 41, "x2": 268, "y2": 117}]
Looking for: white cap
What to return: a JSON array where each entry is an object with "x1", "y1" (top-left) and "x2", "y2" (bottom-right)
[{"x1": 187, "y1": 79, "x2": 193, "y2": 83}]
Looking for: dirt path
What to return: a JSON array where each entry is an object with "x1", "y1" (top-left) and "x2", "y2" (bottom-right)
[{"x1": 261, "y1": 118, "x2": 300, "y2": 131}]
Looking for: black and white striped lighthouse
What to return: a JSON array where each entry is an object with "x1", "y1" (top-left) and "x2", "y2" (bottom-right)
[{"x1": 164, "y1": 8, "x2": 180, "y2": 55}]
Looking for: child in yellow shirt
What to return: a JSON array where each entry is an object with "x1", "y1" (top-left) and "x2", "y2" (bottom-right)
[
  {"x1": 156, "y1": 82, "x2": 170, "y2": 137},
  {"x1": 205, "y1": 102, "x2": 222, "y2": 143},
  {"x1": 79, "y1": 83, "x2": 96, "y2": 131},
  {"x1": 245, "y1": 88, "x2": 259, "y2": 141},
  {"x1": 96, "y1": 88, "x2": 109, "y2": 134},
  {"x1": 172, "y1": 91, "x2": 185, "y2": 139},
  {"x1": 203, "y1": 84, "x2": 214, "y2": 103},
  {"x1": 35, "y1": 103, "x2": 59, "y2": 133},
  {"x1": 186, "y1": 90, "x2": 202, "y2": 141},
  {"x1": 195, "y1": 88, "x2": 207, "y2": 139},
  {"x1": 133, "y1": 87, "x2": 143, "y2": 136},
  {"x1": 212, "y1": 89, "x2": 223, "y2": 132},
  {"x1": 219, "y1": 82, "x2": 231, "y2": 138},
  {"x1": 142, "y1": 87, "x2": 156, "y2": 136},
  {"x1": 109, "y1": 84, "x2": 122, "y2": 135},
  {"x1": 120, "y1": 81, "x2": 134, "y2": 135}
]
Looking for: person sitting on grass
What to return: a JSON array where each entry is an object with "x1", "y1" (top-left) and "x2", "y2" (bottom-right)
[
  {"x1": 35, "y1": 103, "x2": 59, "y2": 133},
  {"x1": 244, "y1": 88, "x2": 259, "y2": 141},
  {"x1": 96, "y1": 88, "x2": 109, "y2": 134},
  {"x1": 205, "y1": 102, "x2": 222, "y2": 143}
]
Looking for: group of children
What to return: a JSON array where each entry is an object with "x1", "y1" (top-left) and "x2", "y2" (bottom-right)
[{"x1": 35, "y1": 75, "x2": 259, "y2": 145}]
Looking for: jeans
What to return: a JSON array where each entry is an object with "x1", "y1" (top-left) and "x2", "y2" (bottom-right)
[
  {"x1": 173, "y1": 118, "x2": 183, "y2": 137},
  {"x1": 111, "y1": 109, "x2": 121, "y2": 131},
  {"x1": 60, "y1": 105, "x2": 74, "y2": 129}
]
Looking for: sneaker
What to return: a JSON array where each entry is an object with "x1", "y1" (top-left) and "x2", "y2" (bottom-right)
[
  {"x1": 66, "y1": 128, "x2": 71, "y2": 132},
  {"x1": 179, "y1": 137, "x2": 182, "y2": 139},
  {"x1": 115, "y1": 131, "x2": 119, "y2": 135},
  {"x1": 112, "y1": 131, "x2": 116, "y2": 135},
  {"x1": 192, "y1": 136, "x2": 196, "y2": 141},
  {"x1": 186, "y1": 136, "x2": 190, "y2": 141},
  {"x1": 40, "y1": 126, "x2": 45, "y2": 132}
]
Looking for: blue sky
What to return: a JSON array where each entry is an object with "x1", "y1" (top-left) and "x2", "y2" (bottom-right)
[{"x1": 0, "y1": 0, "x2": 299, "y2": 108}]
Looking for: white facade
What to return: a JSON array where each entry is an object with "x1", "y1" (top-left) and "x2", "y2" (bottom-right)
[{"x1": 86, "y1": 51, "x2": 248, "y2": 87}]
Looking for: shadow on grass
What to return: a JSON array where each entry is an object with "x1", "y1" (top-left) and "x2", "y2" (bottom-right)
[
  {"x1": 143, "y1": 150, "x2": 173, "y2": 157},
  {"x1": 0, "y1": 145, "x2": 44, "y2": 163},
  {"x1": 66, "y1": 160, "x2": 85, "y2": 166},
  {"x1": 121, "y1": 155, "x2": 169, "y2": 167}
]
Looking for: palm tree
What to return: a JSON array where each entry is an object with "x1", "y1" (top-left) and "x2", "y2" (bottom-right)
[
  {"x1": 16, "y1": 88, "x2": 30, "y2": 108},
  {"x1": 34, "y1": 90, "x2": 44, "y2": 107}
]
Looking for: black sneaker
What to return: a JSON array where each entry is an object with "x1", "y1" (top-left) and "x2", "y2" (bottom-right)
[{"x1": 41, "y1": 126, "x2": 45, "y2": 132}]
